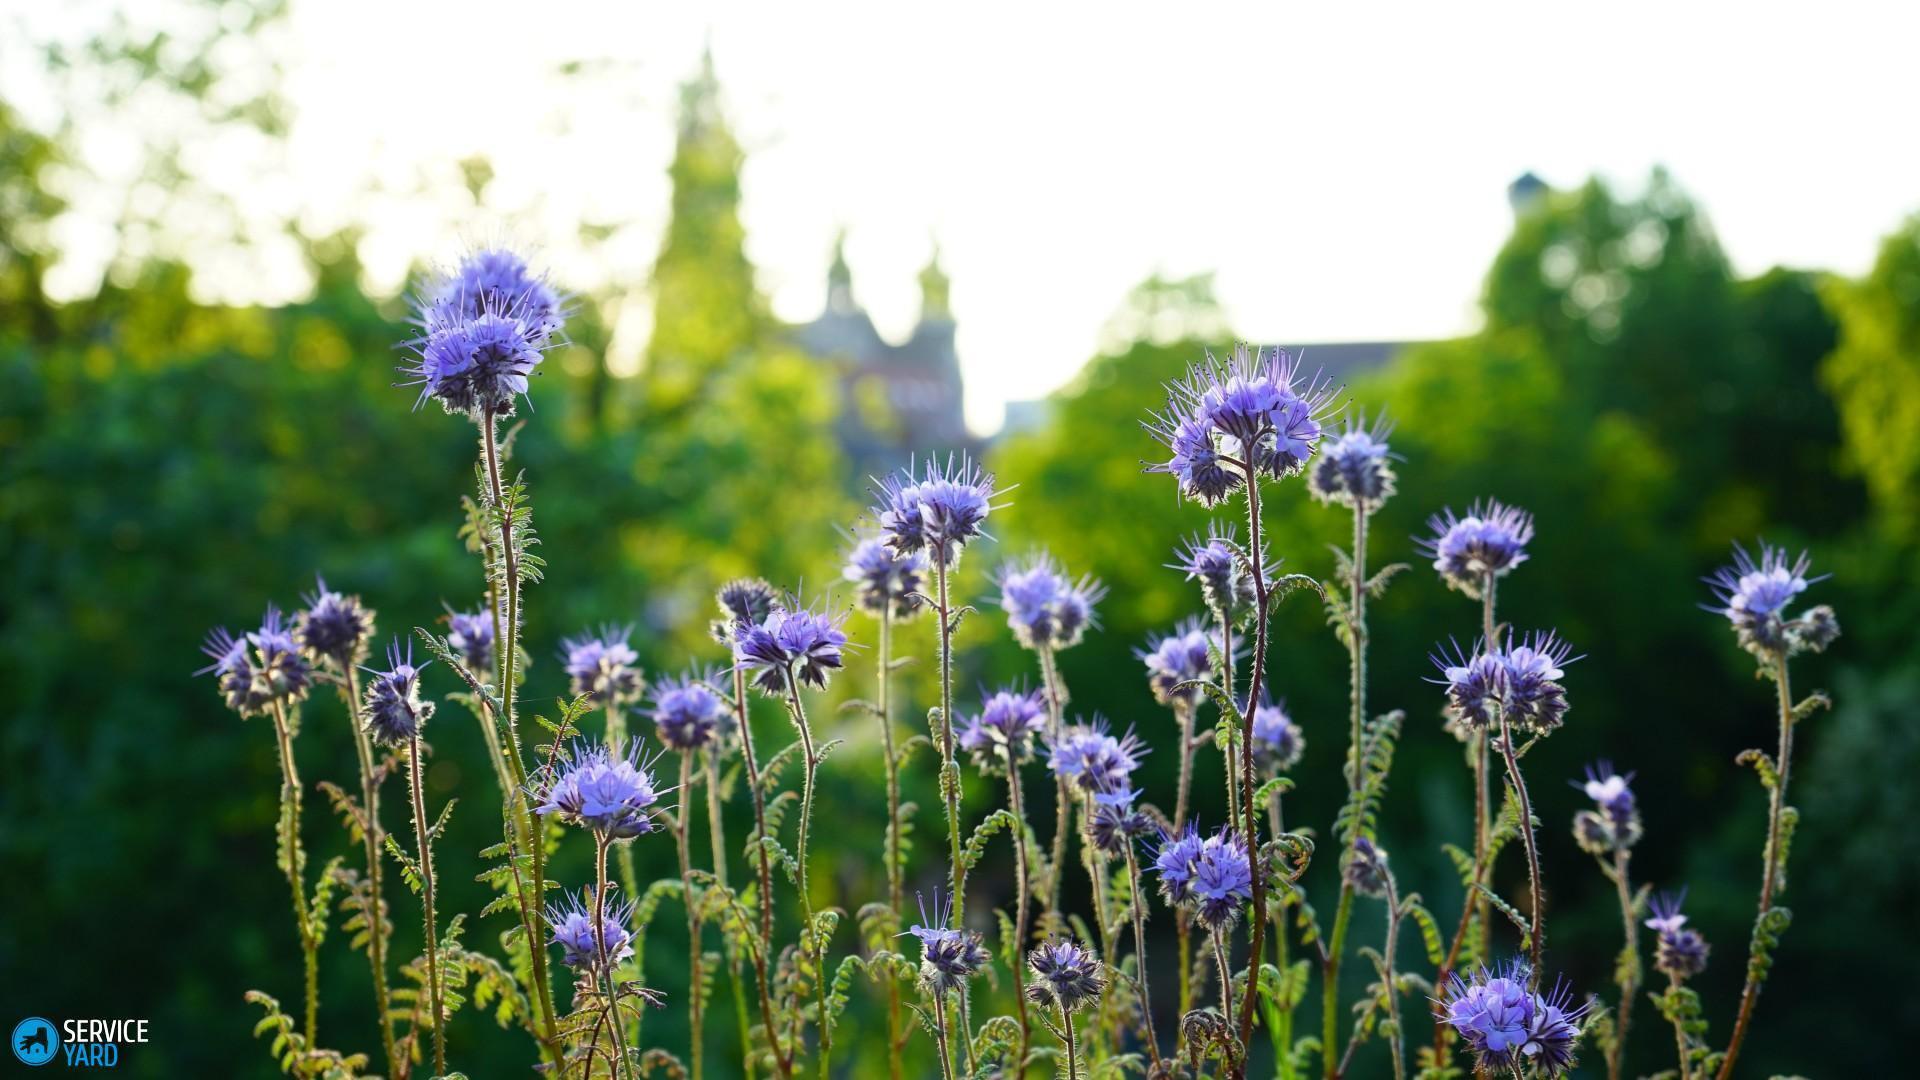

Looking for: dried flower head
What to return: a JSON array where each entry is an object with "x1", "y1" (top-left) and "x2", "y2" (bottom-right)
[
  {"x1": 445, "y1": 606, "x2": 496, "y2": 674},
  {"x1": 1026, "y1": 939, "x2": 1105, "y2": 1013},
  {"x1": 1437, "y1": 961, "x2": 1588, "y2": 1078},
  {"x1": 872, "y1": 455, "x2": 1003, "y2": 566},
  {"x1": 1646, "y1": 890, "x2": 1711, "y2": 980},
  {"x1": 710, "y1": 578, "x2": 778, "y2": 644},
  {"x1": 1145, "y1": 344, "x2": 1340, "y2": 506},
  {"x1": 1345, "y1": 835, "x2": 1390, "y2": 898},
  {"x1": 1252, "y1": 700, "x2": 1305, "y2": 771},
  {"x1": 904, "y1": 891, "x2": 988, "y2": 995},
  {"x1": 997, "y1": 552, "x2": 1105, "y2": 652},
  {"x1": 561, "y1": 626, "x2": 645, "y2": 707},
  {"x1": 1571, "y1": 761, "x2": 1642, "y2": 855},
  {"x1": 1137, "y1": 617, "x2": 1222, "y2": 708},
  {"x1": 957, "y1": 686, "x2": 1049, "y2": 768},
  {"x1": 533, "y1": 740, "x2": 667, "y2": 839},
  {"x1": 1046, "y1": 719, "x2": 1147, "y2": 794},
  {"x1": 545, "y1": 889, "x2": 635, "y2": 973},
  {"x1": 842, "y1": 535, "x2": 927, "y2": 619},
  {"x1": 361, "y1": 639, "x2": 436, "y2": 746},
  {"x1": 1704, "y1": 542, "x2": 1838, "y2": 661},
  {"x1": 1419, "y1": 500, "x2": 1535, "y2": 598},
  {"x1": 649, "y1": 670, "x2": 731, "y2": 752},
  {"x1": 294, "y1": 576, "x2": 376, "y2": 668},
  {"x1": 1308, "y1": 412, "x2": 1398, "y2": 509},
  {"x1": 733, "y1": 603, "x2": 850, "y2": 696},
  {"x1": 1169, "y1": 525, "x2": 1260, "y2": 623}
]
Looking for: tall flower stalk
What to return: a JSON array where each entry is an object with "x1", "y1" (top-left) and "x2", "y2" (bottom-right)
[
  {"x1": 1570, "y1": 760, "x2": 1645, "y2": 1080},
  {"x1": 650, "y1": 670, "x2": 730, "y2": 1080}
]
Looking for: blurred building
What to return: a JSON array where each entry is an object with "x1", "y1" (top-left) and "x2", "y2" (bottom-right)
[{"x1": 793, "y1": 233, "x2": 977, "y2": 479}]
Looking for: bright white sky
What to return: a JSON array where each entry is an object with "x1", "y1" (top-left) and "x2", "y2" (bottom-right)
[{"x1": 15, "y1": 1, "x2": 1920, "y2": 431}]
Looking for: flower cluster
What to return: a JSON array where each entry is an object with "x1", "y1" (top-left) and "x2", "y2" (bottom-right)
[
  {"x1": 1252, "y1": 700, "x2": 1305, "y2": 771},
  {"x1": 841, "y1": 535, "x2": 927, "y2": 619},
  {"x1": 1431, "y1": 630, "x2": 1577, "y2": 735},
  {"x1": 1307, "y1": 413, "x2": 1398, "y2": 510},
  {"x1": 1419, "y1": 500, "x2": 1535, "y2": 598},
  {"x1": 361, "y1": 640, "x2": 436, "y2": 746},
  {"x1": 1146, "y1": 344, "x2": 1338, "y2": 506},
  {"x1": 199, "y1": 606, "x2": 313, "y2": 718},
  {"x1": 905, "y1": 892, "x2": 988, "y2": 995},
  {"x1": 1085, "y1": 787, "x2": 1151, "y2": 856},
  {"x1": 1046, "y1": 720, "x2": 1147, "y2": 794},
  {"x1": 1026, "y1": 939, "x2": 1105, "y2": 1013},
  {"x1": 649, "y1": 671, "x2": 731, "y2": 752},
  {"x1": 957, "y1": 687, "x2": 1049, "y2": 768},
  {"x1": 1137, "y1": 617, "x2": 1222, "y2": 708},
  {"x1": 561, "y1": 626, "x2": 645, "y2": 707},
  {"x1": 1153, "y1": 826, "x2": 1255, "y2": 930},
  {"x1": 1571, "y1": 761, "x2": 1643, "y2": 855},
  {"x1": 1437, "y1": 962, "x2": 1588, "y2": 1077},
  {"x1": 733, "y1": 603, "x2": 850, "y2": 695},
  {"x1": 294, "y1": 576, "x2": 376, "y2": 668},
  {"x1": 445, "y1": 606, "x2": 496, "y2": 673},
  {"x1": 997, "y1": 553, "x2": 1104, "y2": 652},
  {"x1": 402, "y1": 248, "x2": 564, "y2": 418},
  {"x1": 1646, "y1": 890, "x2": 1711, "y2": 981},
  {"x1": 1169, "y1": 525, "x2": 1262, "y2": 623},
  {"x1": 709, "y1": 577, "x2": 778, "y2": 645},
  {"x1": 1344, "y1": 835, "x2": 1390, "y2": 898},
  {"x1": 872, "y1": 455, "x2": 1001, "y2": 567},
  {"x1": 1704, "y1": 543, "x2": 1839, "y2": 661},
  {"x1": 534, "y1": 740, "x2": 666, "y2": 839},
  {"x1": 546, "y1": 889, "x2": 636, "y2": 973}
]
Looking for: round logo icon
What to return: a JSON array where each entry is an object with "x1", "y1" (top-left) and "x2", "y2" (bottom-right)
[{"x1": 12, "y1": 1017, "x2": 59, "y2": 1066}]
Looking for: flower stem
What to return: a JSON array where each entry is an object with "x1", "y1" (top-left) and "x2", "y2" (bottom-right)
[
  {"x1": 1005, "y1": 756, "x2": 1035, "y2": 1073},
  {"x1": 1382, "y1": 872, "x2": 1406, "y2": 1080},
  {"x1": 1322, "y1": 504, "x2": 1370, "y2": 1079},
  {"x1": 1039, "y1": 646, "x2": 1072, "y2": 930},
  {"x1": 876, "y1": 610, "x2": 907, "y2": 1080},
  {"x1": 342, "y1": 670, "x2": 398, "y2": 1074},
  {"x1": 676, "y1": 752, "x2": 706, "y2": 1080},
  {"x1": 706, "y1": 747, "x2": 757, "y2": 1080},
  {"x1": 934, "y1": 554, "x2": 967, "y2": 928},
  {"x1": 1062, "y1": 1001, "x2": 1080, "y2": 1080},
  {"x1": 782, "y1": 673, "x2": 833, "y2": 1078},
  {"x1": 268, "y1": 701, "x2": 320, "y2": 1046},
  {"x1": 595, "y1": 837, "x2": 637, "y2": 1080},
  {"x1": 1495, "y1": 710, "x2": 1545, "y2": 980},
  {"x1": 1122, "y1": 843, "x2": 1163, "y2": 1071},
  {"x1": 1213, "y1": 930, "x2": 1236, "y2": 1037},
  {"x1": 407, "y1": 732, "x2": 446, "y2": 1076},
  {"x1": 1607, "y1": 849, "x2": 1638, "y2": 1080},
  {"x1": 1267, "y1": 792, "x2": 1294, "y2": 1080},
  {"x1": 1236, "y1": 470, "x2": 1273, "y2": 1069},
  {"x1": 730, "y1": 663, "x2": 791, "y2": 1077},
  {"x1": 1080, "y1": 792, "x2": 1114, "y2": 1062},
  {"x1": 932, "y1": 994, "x2": 957, "y2": 1080},
  {"x1": 1433, "y1": 576, "x2": 1498, "y2": 1061},
  {"x1": 1172, "y1": 698, "x2": 1196, "y2": 1033},
  {"x1": 1715, "y1": 654, "x2": 1796, "y2": 1080}
]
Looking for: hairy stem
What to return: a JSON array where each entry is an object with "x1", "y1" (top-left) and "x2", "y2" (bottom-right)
[
  {"x1": 1236, "y1": 470, "x2": 1273, "y2": 1071},
  {"x1": 1172, "y1": 698, "x2": 1197, "y2": 1033},
  {"x1": 1080, "y1": 792, "x2": 1115, "y2": 1063},
  {"x1": 1122, "y1": 843, "x2": 1163, "y2": 1071},
  {"x1": 1433, "y1": 576, "x2": 1498, "y2": 1062},
  {"x1": 676, "y1": 752, "x2": 706, "y2": 1080},
  {"x1": 342, "y1": 670, "x2": 398, "y2": 1073},
  {"x1": 1062, "y1": 1001, "x2": 1080, "y2": 1080},
  {"x1": 1322, "y1": 504, "x2": 1370, "y2": 1079},
  {"x1": 1268, "y1": 792, "x2": 1294, "y2": 1080},
  {"x1": 707, "y1": 747, "x2": 757, "y2": 1080},
  {"x1": 407, "y1": 733, "x2": 445, "y2": 1076},
  {"x1": 1495, "y1": 710, "x2": 1545, "y2": 980},
  {"x1": 268, "y1": 701, "x2": 319, "y2": 1045},
  {"x1": 596, "y1": 837, "x2": 636, "y2": 1080},
  {"x1": 933, "y1": 994, "x2": 957, "y2": 1080},
  {"x1": 876, "y1": 610, "x2": 906, "y2": 1080},
  {"x1": 782, "y1": 673, "x2": 833, "y2": 1078},
  {"x1": 1006, "y1": 755, "x2": 1035, "y2": 1073},
  {"x1": 730, "y1": 663, "x2": 791, "y2": 1078},
  {"x1": 934, "y1": 554, "x2": 967, "y2": 928},
  {"x1": 1038, "y1": 646, "x2": 1071, "y2": 927},
  {"x1": 1608, "y1": 849, "x2": 1638, "y2": 1080},
  {"x1": 1382, "y1": 873, "x2": 1406, "y2": 1080}
]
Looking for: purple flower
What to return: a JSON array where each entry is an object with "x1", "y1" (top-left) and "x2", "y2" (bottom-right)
[
  {"x1": 957, "y1": 687, "x2": 1049, "y2": 768},
  {"x1": 1145, "y1": 344, "x2": 1339, "y2": 506},
  {"x1": 997, "y1": 553, "x2": 1105, "y2": 652},
  {"x1": 733, "y1": 603, "x2": 850, "y2": 695},
  {"x1": 1418, "y1": 500, "x2": 1535, "y2": 598},
  {"x1": 1152, "y1": 825, "x2": 1208, "y2": 906},
  {"x1": 361, "y1": 639, "x2": 436, "y2": 746},
  {"x1": 1046, "y1": 720, "x2": 1147, "y2": 794},
  {"x1": 1704, "y1": 542, "x2": 1838, "y2": 660},
  {"x1": 294, "y1": 576, "x2": 376, "y2": 667},
  {"x1": 561, "y1": 626, "x2": 645, "y2": 707},
  {"x1": 200, "y1": 605, "x2": 313, "y2": 717},
  {"x1": 1026, "y1": 939, "x2": 1105, "y2": 1013},
  {"x1": 1169, "y1": 525, "x2": 1259, "y2": 622},
  {"x1": 1344, "y1": 835, "x2": 1390, "y2": 898},
  {"x1": 198, "y1": 627, "x2": 268, "y2": 717},
  {"x1": 534, "y1": 740, "x2": 666, "y2": 839},
  {"x1": 402, "y1": 304, "x2": 551, "y2": 418},
  {"x1": 546, "y1": 888, "x2": 635, "y2": 972},
  {"x1": 445, "y1": 606, "x2": 495, "y2": 673},
  {"x1": 649, "y1": 671, "x2": 730, "y2": 752},
  {"x1": 1430, "y1": 631, "x2": 1577, "y2": 735},
  {"x1": 1190, "y1": 829, "x2": 1255, "y2": 929},
  {"x1": 872, "y1": 455, "x2": 1002, "y2": 566},
  {"x1": 1086, "y1": 787, "x2": 1151, "y2": 856},
  {"x1": 904, "y1": 891, "x2": 988, "y2": 995},
  {"x1": 710, "y1": 578, "x2": 778, "y2": 645},
  {"x1": 1437, "y1": 961, "x2": 1588, "y2": 1077},
  {"x1": 1252, "y1": 700, "x2": 1305, "y2": 771},
  {"x1": 1646, "y1": 889, "x2": 1710, "y2": 980},
  {"x1": 1308, "y1": 412, "x2": 1398, "y2": 509},
  {"x1": 842, "y1": 535, "x2": 926, "y2": 619},
  {"x1": 1137, "y1": 617, "x2": 1220, "y2": 707},
  {"x1": 427, "y1": 245, "x2": 566, "y2": 345},
  {"x1": 1571, "y1": 761, "x2": 1642, "y2": 855}
]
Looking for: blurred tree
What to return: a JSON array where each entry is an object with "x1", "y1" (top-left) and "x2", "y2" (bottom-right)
[{"x1": 1823, "y1": 216, "x2": 1920, "y2": 547}]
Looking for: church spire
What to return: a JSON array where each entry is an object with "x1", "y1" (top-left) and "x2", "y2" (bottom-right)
[
  {"x1": 827, "y1": 227, "x2": 855, "y2": 313},
  {"x1": 918, "y1": 239, "x2": 951, "y2": 322}
]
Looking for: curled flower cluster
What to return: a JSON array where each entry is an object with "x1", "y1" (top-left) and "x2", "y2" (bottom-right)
[
  {"x1": 1419, "y1": 500, "x2": 1535, "y2": 598},
  {"x1": 957, "y1": 687, "x2": 1049, "y2": 768},
  {"x1": 1704, "y1": 542, "x2": 1839, "y2": 661},
  {"x1": 1047, "y1": 720, "x2": 1147, "y2": 794},
  {"x1": 1252, "y1": 700, "x2": 1305, "y2": 771},
  {"x1": 997, "y1": 553, "x2": 1104, "y2": 652},
  {"x1": 1307, "y1": 413, "x2": 1398, "y2": 509},
  {"x1": 199, "y1": 606, "x2": 313, "y2": 717},
  {"x1": 841, "y1": 535, "x2": 927, "y2": 618},
  {"x1": 561, "y1": 626, "x2": 644, "y2": 707},
  {"x1": 402, "y1": 248, "x2": 564, "y2": 418},
  {"x1": 361, "y1": 640, "x2": 436, "y2": 746},
  {"x1": 733, "y1": 603, "x2": 850, "y2": 695},
  {"x1": 709, "y1": 577, "x2": 778, "y2": 645},
  {"x1": 546, "y1": 889, "x2": 636, "y2": 972},
  {"x1": 872, "y1": 455, "x2": 1000, "y2": 567},
  {"x1": 1137, "y1": 617, "x2": 1221, "y2": 708},
  {"x1": 1431, "y1": 630, "x2": 1578, "y2": 735},
  {"x1": 1571, "y1": 761, "x2": 1643, "y2": 855},
  {"x1": 1146, "y1": 343, "x2": 1338, "y2": 506},
  {"x1": 445, "y1": 606, "x2": 495, "y2": 673},
  {"x1": 1344, "y1": 835, "x2": 1390, "y2": 898},
  {"x1": 1437, "y1": 961, "x2": 1588, "y2": 1077},
  {"x1": 294, "y1": 576, "x2": 376, "y2": 668},
  {"x1": 904, "y1": 892, "x2": 988, "y2": 995},
  {"x1": 1170, "y1": 526, "x2": 1260, "y2": 622},
  {"x1": 534, "y1": 740, "x2": 666, "y2": 839},
  {"x1": 1154, "y1": 826, "x2": 1255, "y2": 929},
  {"x1": 649, "y1": 671, "x2": 731, "y2": 752},
  {"x1": 1085, "y1": 787, "x2": 1151, "y2": 856},
  {"x1": 1026, "y1": 939, "x2": 1105, "y2": 1013},
  {"x1": 1646, "y1": 890, "x2": 1711, "y2": 981}
]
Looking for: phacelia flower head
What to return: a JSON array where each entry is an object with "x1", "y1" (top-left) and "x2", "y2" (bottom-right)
[
  {"x1": 200, "y1": 605, "x2": 315, "y2": 718},
  {"x1": 1430, "y1": 631, "x2": 1578, "y2": 736},
  {"x1": 445, "y1": 606, "x2": 496, "y2": 674},
  {"x1": 1704, "y1": 542, "x2": 1838, "y2": 661},
  {"x1": 1252, "y1": 699, "x2": 1305, "y2": 771},
  {"x1": 428, "y1": 245, "x2": 567, "y2": 345},
  {"x1": 997, "y1": 552, "x2": 1105, "y2": 653},
  {"x1": 1345, "y1": 835, "x2": 1391, "y2": 898},
  {"x1": 1046, "y1": 719, "x2": 1147, "y2": 794},
  {"x1": 842, "y1": 535, "x2": 927, "y2": 619},
  {"x1": 534, "y1": 739, "x2": 667, "y2": 839},
  {"x1": 1437, "y1": 961, "x2": 1588, "y2": 1078},
  {"x1": 1026, "y1": 939, "x2": 1105, "y2": 1014},
  {"x1": 1137, "y1": 616, "x2": 1222, "y2": 708},
  {"x1": 361, "y1": 639, "x2": 436, "y2": 746},
  {"x1": 1646, "y1": 890, "x2": 1711, "y2": 980},
  {"x1": 1571, "y1": 761, "x2": 1642, "y2": 855},
  {"x1": 1145, "y1": 343, "x2": 1340, "y2": 506},
  {"x1": 199, "y1": 627, "x2": 268, "y2": 717},
  {"x1": 904, "y1": 891, "x2": 989, "y2": 996},
  {"x1": 546, "y1": 888, "x2": 635, "y2": 972},
  {"x1": 649, "y1": 670, "x2": 731, "y2": 752},
  {"x1": 1418, "y1": 500, "x2": 1535, "y2": 598},
  {"x1": 1169, "y1": 525, "x2": 1261, "y2": 623},
  {"x1": 1308, "y1": 412, "x2": 1398, "y2": 510},
  {"x1": 294, "y1": 576, "x2": 376, "y2": 668},
  {"x1": 872, "y1": 454, "x2": 1003, "y2": 566},
  {"x1": 402, "y1": 301, "x2": 552, "y2": 418},
  {"x1": 957, "y1": 686, "x2": 1049, "y2": 768},
  {"x1": 710, "y1": 578, "x2": 779, "y2": 645},
  {"x1": 1086, "y1": 787, "x2": 1152, "y2": 856},
  {"x1": 1154, "y1": 825, "x2": 1253, "y2": 929},
  {"x1": 560, "y1": 626, "x2": 644, "y2": 708},
  {"x1": 733, "y1": 602, "x2": 851, "y2": 696}
]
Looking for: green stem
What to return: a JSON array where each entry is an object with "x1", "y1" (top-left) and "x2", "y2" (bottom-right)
[
  {"x1": 1608, "y1": 849, "x2": 1638, "y2": 1080},
  {"x1": 596, "y1": 837, "x2": 637, "y2": 1080},
  {"x1": 1322, "y1": 504, "x2": 1370, "y2": 1079},
  {"x1": 933, "y1": 994, "x2": 957, "y2": 1080},
  {"x1": 268, "y1": 701, "x2": 319, "y2": 1046},
  {"x1": 1038, "y1": 647, "x2": 1072, "y2": 931},
  {"x1": 676, "y1": 752, "x2": 705, "y2": 1080},
  {"x1": 1268, "y1": 791, "x2": 1294, "y2": 1080},
  {"x1": 1172, "y1": 698, "x2": 1196, "y2": 1039},
  {"x1": 1495, "y1": 709, "x2": 1545, "y2": 980},
  {"x1": 1122, "y1": 844, "x2": 1163, "y2": 1071},
  {"x1": 407, "y1": 733, "x2": 445, "y2": 1076},
  {"x1": 1669, "y1": 974, "x2": 1693, "y2": 1080},
  {"x1": 877, "y1": 610, "x2": 907, "y2": 1080},
  {"x1": 1006, "y1": 755, "x2": 1035, "y2": 1073},
  {"x1": 707, "y1": 746, "x2": 756, "y2": 1080},
  {"x1": 342, "y1": 670, "x2": 398, "y2": 1074},
  {"x1": 1235, "y1": 468, "x2": 1274, "y2": 1071},
  {"x1": 1432, "y1": 577, "x2": 1497, "y2": 1063},
  {"x1": 731, "y1": 663, "x2": 791, "y2": 1078},
  {"x1": 1062, "y1": 1001, "x2": 1080, "y2": 1080},
  {"x1": 1382, "y1": 874, "x2": 1405, "y2": 1080},
  {"x1": 783, "y1": 673, "x2": 833, "y2": 1078},
  {"x1": 934, "y1": 554, "x2": 967, "y2": 928}
]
